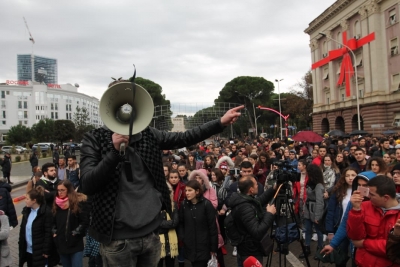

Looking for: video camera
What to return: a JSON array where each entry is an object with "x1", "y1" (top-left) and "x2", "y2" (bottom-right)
[
  {"x1": 271, "y1": 160, "x2": 300, "y2": 184},
  {"x1": 229, "y1": 168, "x2": 240, "y2": 177}
]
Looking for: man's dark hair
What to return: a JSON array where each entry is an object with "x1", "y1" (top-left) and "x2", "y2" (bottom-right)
[
  {"x1": 239, "y1": 161, "x2": 253, "y2": 170},
  {"x1": 42, "y1": 162, "x2": 56, "y2": 174},
  {"x1": 318, "y1": 146, "x2": 327, "y2": 151},
  {"x1": 67, "y1": 155, "x2": 77, "y2": 160},
  {"x1": 177, "y1": 164, "x2": 187, "y2": 169},
  {"x1": 379, "y1": 138, "x2": 389, "y2": 145},
  {"x1": 354, "y1": 148, "x2": 365, "y2": 154},
  {"x1": 238, "y1": 176, "x2": 255, "y2": 194},
  {"x1": 368, "y1": 175, "x2": 396, "y2": 198}
]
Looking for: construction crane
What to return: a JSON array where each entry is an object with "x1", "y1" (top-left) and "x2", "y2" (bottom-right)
[{"x1": 23, "y1": 17, "x2": 35, "y2": 82}]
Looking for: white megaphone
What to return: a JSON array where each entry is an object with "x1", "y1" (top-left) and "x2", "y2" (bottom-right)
[{"x1": 99, "y1": 82, "x2": 154, "y2": 153}]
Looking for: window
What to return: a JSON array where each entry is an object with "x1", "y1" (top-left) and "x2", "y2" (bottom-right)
[
  {"x1": 355, "y1": 52, "x2": 363, "y2": 67},
  {"x1": 1, "y1": 91, "x2": 5, "y2": 99},
  {"x1": 393, "y1": 114, "x2": 400, "y2": 126},
  {"x1": 337, "y1": 61, "x2": 342, "y2": 75},
  {"x1": 24, "y1": 111, "x2": 28, "y2": 119},
  {"x1": 24, "y1": 121, "x2": 28, "y2": 125},
  {"x1": 19, "y1": 121, "x2": 22, "y2": 125},
  {"x1": 55, "y1": 112, "x2": 58, "y2": 119},
  {"x1": 340, "y1": 89, "x2": 345, "y2": 101},
  {"x1": 1, "y1": 121, "x2": 5, "y2": 125},
  {"x1": 55, "y1": 103, "x2": 58, "y2": 110},
  {"x1": 18, "y1": 101, "x2": 22, "y2": 109},
  {"x1": 66, "y1": 113, "x2": 68, "y2": 119},
  {"x1": 1, "y1": 101, "x2": 5, "y2": 109},
  {"x1": 66, "y1": 104, "x2": 68, "y2": 111},
  {"x1": 337, "y1": 32, "x2": 342, "y2": 48},
  {"x1": 390, "y1": 38, "x2": 398, "y2": 56},
  {"x1": 354, "y1": 20, "x2": 361, "y2": 37},
  {"x1": 51, "y1": 103, "x2": 54, "y2": 110},
  {"x1": 51, "y1": 112, "x2": 54, "y2": 119},
  {"x1": 2, "y1": 111, "x2": 5, "y2": 119},
  {"x1": 69, "y1": 104, "x2": 72, "y2": 111},
  {"x1": 323, "y1": 67, "x2": 329, "y2": 80},
  {"x1": 327, "y1": 96, "x2": 330, "y2": 104},
  {"x1": 389, "y1": 9, "x2": 396, "y2": 25},
  {"x1": 18, "y1": 111, "x2": 23, "y2": 119},
  {"x1": 24, "y1": 101, "x2": 27, "y2": 109},
  {"x1": 392, "y1": 73, "x2": 400, "y2": 91},
  {"x1": 322, "y1": 41, "x2": 328, "y2": 57}
]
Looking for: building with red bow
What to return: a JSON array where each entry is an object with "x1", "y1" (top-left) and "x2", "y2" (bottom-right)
[{"x1": 305, "y1": 0, "x2": 400, "y2": 135}]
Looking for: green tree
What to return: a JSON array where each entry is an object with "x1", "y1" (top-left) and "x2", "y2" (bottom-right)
[
  {"x1": 73, "y1": 106, "x2": 95, "y2": 141},
  {"x1": 31, "y1": 118, "x2": 55, "y2": 142},
  {"x1": 284, "y1": 70, "x2": 313, "y2": 130},
  {"x1": 215, "y1": 76, "x2": 274, "y2": 135},
  {"x1": 54, "y1": 120, "x2": 75, "y2": 144},
  {"x1": 6, "y1": 124, "x2": 31, "y2": 145}
]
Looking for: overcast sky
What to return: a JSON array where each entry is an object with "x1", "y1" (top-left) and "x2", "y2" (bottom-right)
[{"x1": 1, "y1": 1, "x2": 335, "y2": 105}]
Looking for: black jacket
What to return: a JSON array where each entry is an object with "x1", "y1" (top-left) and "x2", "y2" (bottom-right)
[
  {"x1": 80, "y1": 120, "x2": 224, "y2": 244},
  {"x1": 30, "y1": 154, "x2": 39, "y2": 168},
  {"x1": 228, "y1": 188, "x2": 275, "y2": 257},
  {"x1": 53, "y1": 151, "x2": 59, "y2": 164},
  {"x1": 179, "y1": 197, "x2": 218, "y2": 262},
  {"x1": 0, "y1": 156, "x2": 11, "y2": 173},
  {"x1": 0, "y1": 181, "x2": 17, "y2": 227},
  {"x1": 53, "y1": 194, "x2": 89, "y2": 254},
  {"x1": 19, "y1": 205, "x2": 53, "y2": 267},
  {"x1": 36, "y1": 178, "x2": 60, "y2": 208}
]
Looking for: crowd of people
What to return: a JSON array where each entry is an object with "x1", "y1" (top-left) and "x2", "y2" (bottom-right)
[{"x1": 2, "y1": 114, "x2": 400, "y2": 267}]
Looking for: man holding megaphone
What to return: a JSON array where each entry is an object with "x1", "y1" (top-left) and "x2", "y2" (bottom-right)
[{"x1": 80, "y1": 78, "x2": 244, "y2": 267}]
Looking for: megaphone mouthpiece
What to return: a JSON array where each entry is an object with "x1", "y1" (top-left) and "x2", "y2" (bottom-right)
[{"x1": 117, "y1": 103, "x2": 134, "y2": 123}]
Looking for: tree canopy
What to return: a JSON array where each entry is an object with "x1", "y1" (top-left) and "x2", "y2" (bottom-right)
[
  {"x1": 73, "y1": 106, "x2": 95, "y2": 141},
  {"x1": 54, "y1": 120, "x2": 75, "y2": 143},
  {"x1": 6, "y1": 124, "x2": 31, "y2": 145},
  {"x1": 31, "y1": 118, "x2": 55, "y2": 142}
]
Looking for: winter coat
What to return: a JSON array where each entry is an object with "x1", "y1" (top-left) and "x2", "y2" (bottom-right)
[
  {"x1": 159, "y1": 202, "x2": 179, "y2": 258},
  {"x1": 325, "y1": 192, "x2": 344, "y2": 234},
  {"x1": 30, "y1": 154, "x2": 39, "y2": 168},
  {"x1": 253, "y1": 163, "x2": 268, "y2": 186},
  {"x1": 322, "y1": 166, "x2": 336, "y2": 192},
  {"x1": 387, "y1": 231, "x2": 400, "y2": 264},
  {"x1": 347, "y1": 201, "x2": 400, "y2": 267},
  {"x1": 172, "y1": 181, "x2": 186, "y2": 209},
  {"x1": 225, "y1": 180, "x2": 265, "y2": 208},
  {"x1": 0, "y1": 214, "x2": 12, "y2": 267},
  {"x1": 178, "y1": 197, "x2": 218, "y2": 262},
  {"x1": 0, "y1": 180, "x2": 17, "y2": 227},
  {"x1": 303, "y1": 183, "x2": 325, "y2": 222},
  {"x1": 36, "y1": 178, "x2": 60, "y2": 208},
  {"x1": 19, "y1": 205, "x2": 53, "y2": 267},
  {"x1": 292, "y1": 174, "x2": 308, "y2": 214},
  {"x1": 53, "y1": 194, "x2": 89, "y2": 255},
  {"x1": 188, "y1": 170, "x2": 218, "y2": 209},
  {"x1": 0, "y1": 156, "x2": 11, "y2": 173},
  {"x1": 81, "y1": 120, "x2": 225, "y2": 244},
  {"x1": 228, "y1": 189, "x2": 275, "y2": 257}
]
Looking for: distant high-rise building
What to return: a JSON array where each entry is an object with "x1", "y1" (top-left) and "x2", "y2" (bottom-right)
[{"x1": 17, "y1": 55, "x2": 58, "y2": 84}]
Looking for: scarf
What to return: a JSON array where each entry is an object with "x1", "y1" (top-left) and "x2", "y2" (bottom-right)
[
  {"x1": 159, "y1": 212, "x2": 178, "y2": 258},
  {"x1": 56, "y1": 196, "x2": 69, "y2": 209}
]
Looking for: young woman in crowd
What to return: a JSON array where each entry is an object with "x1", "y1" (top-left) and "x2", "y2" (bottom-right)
[
  {"x1": 168, "y1": 169, "x2": 186, "y2": 209},
  {"x1": 334, "y1": 152, "x2": 349, "y2": 174},
  {"x1": 158, "y1": 182, "x2": 179, "y2": 267},
  {"x1": 163, "y1": 163, "x2": 171, "y2": 180},
  {"x1": 301, "y1": 164, "x2": 325, "y2": 259},
  {"x1": 383, "y1": 153, "x2": 392, "y2": 165},
  {"x1": 311, "y1": 149, "x2": 318, "y2": 160},
  {"x1": 248, "y1": 154, "x2": 258, "y2": 169},
  {"x1": 298, "y1": 147, "x2": 309, "y2": 160},
  {"x1": 367, "y1": 156, "x2": 388, "y2": 176},
  {"x1": 325, "y1": 167, "x2": 359, "y2": 267},
  {"x1": 179, "y1": 180, "x2": 218, "y2": 267},
  {"x1": 0, "y1": 210, "x2": 12, "y2": 267},
  {"x1": 320, "y1": 154, "x2": 340, "y2": 198},
  {"x1": 282, "y1": 148, "x2": 290, "y2": 160},
  {"x1": 254, "y1": 152, "x2": 269, "y2": 186},
  {"x1": 52, "y1": 180, "x2": 89, "y2": 267},
  {"x1": 19, "y1": 186, "x2": 53, "y2": 267},
  {"x1": 293, "y1": 159, "x2": 308, "y2": 227},
  {"x1": 186, "y1": 152, "x2": 200, "y2": 172},
  {"x1": 26, "y1": 166, "x2": 41, "y2": 193}
]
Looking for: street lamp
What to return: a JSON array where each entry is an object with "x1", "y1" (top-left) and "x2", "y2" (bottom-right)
[
  {"x1": 319, "y1": 32, "x2": 361, "y2": 130},
  {"x1": 255, "y1": 115, "x2": 261, "y2": 136},
  {"x1": 274, "y1": 79, "x2": 283, "y2": 139}
]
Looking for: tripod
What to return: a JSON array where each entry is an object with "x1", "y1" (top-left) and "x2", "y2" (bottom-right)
[{"x1": 266, "y1": 182, "x2": 311, "y2": 267}]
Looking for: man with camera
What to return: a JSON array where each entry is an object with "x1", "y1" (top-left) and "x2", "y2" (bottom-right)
[
  {"x1": 228, "y1": 175, "x2": 276, "y2": 266},
  {"x1": 80, "y1": 103, "x2": 244, "y2": 267}
]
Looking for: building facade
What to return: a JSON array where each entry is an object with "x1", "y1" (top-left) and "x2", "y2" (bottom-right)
[
  {"x1": 17, "y1": 54, "x2": 58, "y2": 84},
  {"x1": 305, "y1": 0, "x2": 400, "y2": 134},
  {"x1": 0, "y1": 81, "x2": 102, "y2": 142}
]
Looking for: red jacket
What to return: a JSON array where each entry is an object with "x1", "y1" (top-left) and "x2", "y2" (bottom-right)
[
  {"x1": 173, "y1": 181, "x2": 186, "y2": 209},
  {"x1": 292, "y1": 174, "x2": 308, "y2": 214},
  {"x1": 347, "y1": 201, "x2": 400, "y2": 267},
  {"x1": 311, "y1": 156, "x2": 322, "y2": 166}
]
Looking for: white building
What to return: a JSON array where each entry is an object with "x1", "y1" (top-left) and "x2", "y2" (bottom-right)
[{"x1": 0, "y1": 80, "x2": 102, "y2": 142}]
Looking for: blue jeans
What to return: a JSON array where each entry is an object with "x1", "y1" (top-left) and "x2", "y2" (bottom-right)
[
  {"x1": 59, "y1": 251, "x2": 84, "y2": 267},
  {"x1": 100, "y1": 232, "x2": 161, "y2": 267},
  {"x1": 304, "y1": 218, "x2": 323, "y2": 248}
]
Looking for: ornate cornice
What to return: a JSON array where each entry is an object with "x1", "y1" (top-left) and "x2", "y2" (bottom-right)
[
  {"x1": 340, "y1": 19, "x2": 349, "y2": 30},
  {"x1": 305, "y1": 0, "x2": 353, "y2": 34},
  {"x1": 310, "y1": 39, "x2": 319, "y2": 51},
  {"x1": 365, "y1": 0, "x2": 381, "y2": 14}
]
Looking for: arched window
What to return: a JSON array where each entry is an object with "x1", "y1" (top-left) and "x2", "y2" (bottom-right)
[
  {"x1": 323, "y1": 41, "x2": 327, "y2": 54},
  {"x1": 354, "y1": 20, "x2": 361, "y2": 37},
  {"x1": 337, "y1": 31, "x2": 342, "y2": 48}
]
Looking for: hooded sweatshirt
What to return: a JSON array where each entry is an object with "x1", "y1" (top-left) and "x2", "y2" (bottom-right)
[{"x1": 188, "y1": 169, "x2": 218, "y2": 209}]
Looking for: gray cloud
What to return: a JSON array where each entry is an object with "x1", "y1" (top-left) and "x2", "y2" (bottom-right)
[{"x1": 1, "y1": 0, "x2": 335, "y2": 105}]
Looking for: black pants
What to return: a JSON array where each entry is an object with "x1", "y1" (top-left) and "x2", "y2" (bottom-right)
[
  {"x1": 157, "y1": 256, "x2": 175, "y2": 267},
  {"x1": 191, "y1": 260, "x2": 208, "y2": 267},
  {"x1": 88, "y1": 255, "x2": 103, "y2": 267},
  {"x1": 3, "y1": 172, "x2": 10, "y2": 183}
]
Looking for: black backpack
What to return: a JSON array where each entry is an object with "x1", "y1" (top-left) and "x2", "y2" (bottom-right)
[{"x1": 224, "y1": 203, "x2": 248, "y2": 246}]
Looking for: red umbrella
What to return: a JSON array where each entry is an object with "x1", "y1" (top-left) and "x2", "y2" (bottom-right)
[{"x1": 292, "y1": 131, "x2": 323, "y2": 143}]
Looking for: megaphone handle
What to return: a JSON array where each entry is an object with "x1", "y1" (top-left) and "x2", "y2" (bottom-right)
[{"x1": 120, "y1": 143, "x2": 126, "y2": 156}]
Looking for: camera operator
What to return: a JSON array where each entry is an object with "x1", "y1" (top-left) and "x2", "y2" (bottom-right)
[{"x1": 224, "y1": 161, "x2": 264, "y2": 208}]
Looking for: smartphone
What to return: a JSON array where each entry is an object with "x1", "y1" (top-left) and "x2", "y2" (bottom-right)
[{"x1": 357, "y1": 186, "x2": 370, "y2": 197}]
